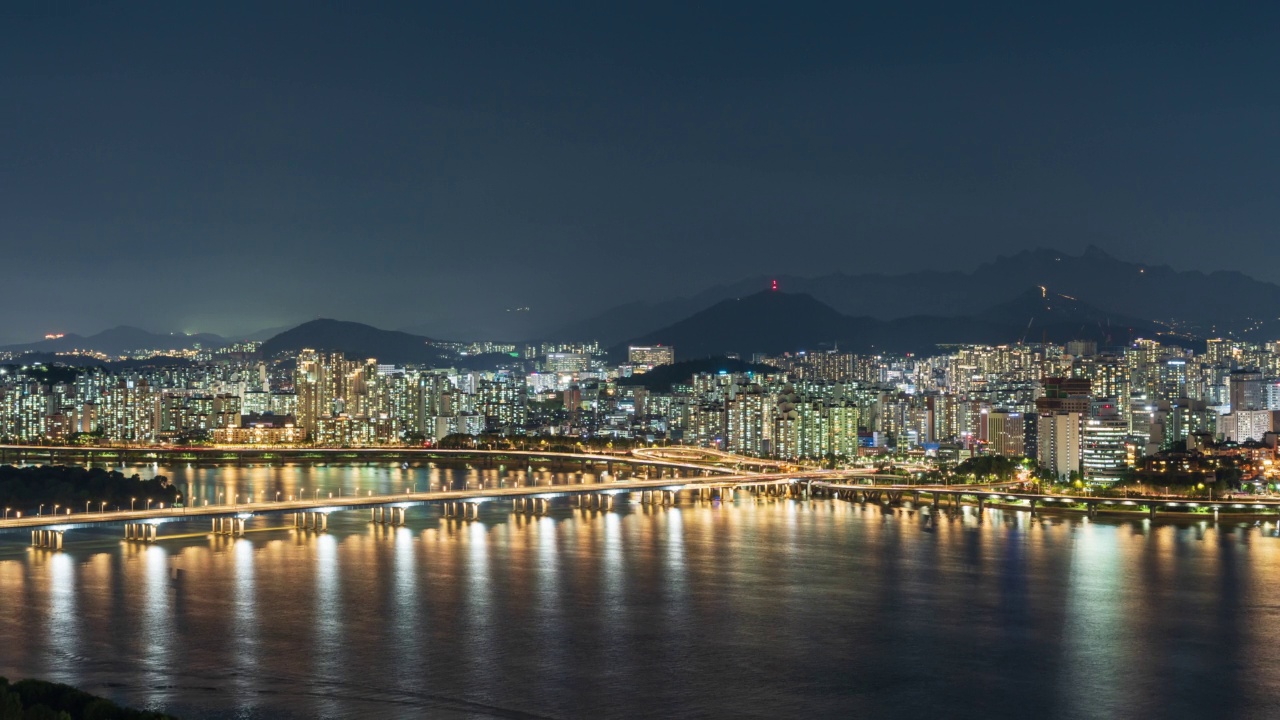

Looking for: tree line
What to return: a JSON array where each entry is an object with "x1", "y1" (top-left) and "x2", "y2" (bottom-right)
[{"x1": 0, "y1": 466, "x2": 179, "y2": 516}]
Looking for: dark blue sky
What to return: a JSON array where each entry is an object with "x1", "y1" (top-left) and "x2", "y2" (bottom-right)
[{"x1": 2, "y1": 2, "x2": 1278, "y2": 342}]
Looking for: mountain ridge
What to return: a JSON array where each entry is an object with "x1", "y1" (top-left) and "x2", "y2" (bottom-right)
[
  {"x1": 558, "y1": 247, "x2": 1280, "y2": 344},
  {"x1": 612, "y1": 287, "x2": 1192, "y2": 359},
  {"x1": 260, "y1": 319, "x2": 452, "y2": 366},
  {"x1": 0, "y1": 326, "x2": 227, "y2": 356}
]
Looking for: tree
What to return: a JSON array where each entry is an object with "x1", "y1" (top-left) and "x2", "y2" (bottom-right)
[{"x1": 953, "y1": 455, "x2": 1028, "y2": 483}]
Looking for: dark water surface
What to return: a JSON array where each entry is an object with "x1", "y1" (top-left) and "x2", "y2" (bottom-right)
[{"x1": 3, "y1": 464, "x2": 1280, "y2": 719}]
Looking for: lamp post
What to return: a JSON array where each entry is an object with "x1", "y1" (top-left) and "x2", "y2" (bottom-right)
[
  {"x1": 85, "y1": 500, "x2": 91, "y2": 513},
  {"x1": 100, "y1": 501, "x2": 107, "y2": 514},
  {"x1": 131, "y1": 497, "x2": 137, "y2": 511},
  {"x1": 146, "y1": 499, "x2": 154, "y2": 511},
  {"x1": 3, "y1": 507, "x2": 8, "y2": 520},
  {"x1": 38, "y1": 504, "x2": 45, "y2": 516}
]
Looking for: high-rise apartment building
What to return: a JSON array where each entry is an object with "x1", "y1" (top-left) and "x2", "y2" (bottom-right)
[
  {"x1": 628, "y1": 346, "x2": 675, "y2": 367},
  {"x1": 1082, "y1": 416, "x2": 1127, "y2": 483},
  {"x1": 1037, "y1": 412, "x2": 1081, "y2": 482}
]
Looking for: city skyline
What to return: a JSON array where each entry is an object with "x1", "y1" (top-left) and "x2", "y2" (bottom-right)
[{"x1": 6, "y1": 5, "x2": 1280, "y2": 718}]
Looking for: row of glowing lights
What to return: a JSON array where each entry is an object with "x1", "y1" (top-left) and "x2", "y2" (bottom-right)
[
  {"x1": 4, "y1": 481, "x2": 704, "y2": 530},
  {"x1": 970, "y1": 492, "x2": 1272, "y2": 510}
]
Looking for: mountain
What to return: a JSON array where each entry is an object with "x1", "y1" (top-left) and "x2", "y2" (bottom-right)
[
  {"x1": 260, "y1": 319, "x2": 453, "y2": 365},
  {"x1": 614, "y1": 291, "x2": 857, "y2": 359},
  {"x1": 613, "y1": 288, "x2": 1190, "y2": 359},
  {"x1": 0, "y1": 326, "x2": 227, "y2": 357},
  {"x1": 972, "y1": 287, "x2": 1194, "y2": 346},
  {"x1": 558, "y1": 247, "x2": 1280, "y2": 343}
]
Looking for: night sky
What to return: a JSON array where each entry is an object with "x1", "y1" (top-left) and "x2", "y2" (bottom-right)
[{"x1": 3, "y1": 2, "x2": 1278, "y2": 343}]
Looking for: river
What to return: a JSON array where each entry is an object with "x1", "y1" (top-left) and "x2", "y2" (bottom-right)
[{"x1": 1, "y1": 463, "x2": 1278, "y2": 719}]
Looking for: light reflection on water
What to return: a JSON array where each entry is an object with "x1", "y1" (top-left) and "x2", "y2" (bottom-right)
[{"x1": 2, "y1": 468, "x2": 1280, "y2": 718}]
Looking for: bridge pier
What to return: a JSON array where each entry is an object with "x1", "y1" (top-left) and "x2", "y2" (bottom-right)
[
  {"x1": 293, "y1": 512, "x2": 325, "y2": 531},
  {"x1": 1029, "y1": 498, "x2": 1036, "y2": 515},
  {"x1": 1086, "y1": 502, "x2": 1097, "y2": 518},
  {"x1": 32, "y1": 529, "x2": 64, "y2": 549},
  {"x1": 124, "y1": 523, "x2": 157, "y2": 543},
  {"x1": 637, "y1": 490, "x2": 677, "y2": 506},
  {"x1": 1148, "y1": 504, "x2": 1157, "y2": 520},
  {"x1": 576, "y1": 493, "x2": 613, "y2": 511},
  {"x1": 446, "y1": 501, "x2": 481, "y2": 519},
  {"x1": 371, "y1": 507, "x2": 406, "y2": 525},
  {"x1": 512, "y1": 497, "x2": 549, "y2": 515}
]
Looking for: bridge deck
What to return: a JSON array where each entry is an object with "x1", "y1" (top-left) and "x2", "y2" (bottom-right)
[{"x1": 0, "y1": 471, "x2": 834, "y2": 532}]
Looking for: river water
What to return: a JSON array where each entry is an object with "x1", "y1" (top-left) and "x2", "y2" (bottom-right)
[{"x1": 2, "y1": 463, "x2": 1279, "y2": 719}]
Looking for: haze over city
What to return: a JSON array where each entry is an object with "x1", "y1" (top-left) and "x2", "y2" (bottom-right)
[{"x1": 4, "y1": 2, "x2": 1279, "y2": 343}]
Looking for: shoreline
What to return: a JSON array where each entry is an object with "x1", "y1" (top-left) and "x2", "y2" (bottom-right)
[{"x1": 909, "y1": 497, "x2": 1279, "y2": 524}]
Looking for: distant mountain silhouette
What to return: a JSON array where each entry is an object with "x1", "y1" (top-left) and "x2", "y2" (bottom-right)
[
  {"x1": 0, "y1": 326, "x2": 226, "y2": 356},
  {"x1": 558, "y1": 247, "x2": 1280, "y2": 343},
  {"x1": 260, "y1": 319, "x2": 452, "y2": 365},
  {"x1": 613, "y1": 288, "x2": 1189, "y2": 358}
]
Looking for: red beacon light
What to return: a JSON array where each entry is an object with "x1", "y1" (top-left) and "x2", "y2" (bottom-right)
[{"x1": 771, "y1": 279, "x2": 778, "y2": 291}]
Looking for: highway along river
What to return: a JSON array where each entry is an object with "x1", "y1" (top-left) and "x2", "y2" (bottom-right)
[{"x1": 2, "y1": 462, "x2": 1279, "y2": 719}]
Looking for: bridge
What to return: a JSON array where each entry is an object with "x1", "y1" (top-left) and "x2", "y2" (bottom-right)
[
  {"x1": 0, "y1": 444, "x2": 748, "y2": 480},
  {"x1": 2, "y1": 469, "x2": 847, "y2": 549},
  {"x1": 811, "y1": 481, "x2": 1280, "y2": 521},
  {"x1": 9, "y1": 470, "x2": 1247, "y2": 551},
  {"x1": 630, "y1": 447, "x2": 801, "y2": 473}
]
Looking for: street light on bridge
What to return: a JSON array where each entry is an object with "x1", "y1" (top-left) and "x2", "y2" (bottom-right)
[{"x1": 131, "y1": 497, "x2": 137, "y2": 511}]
